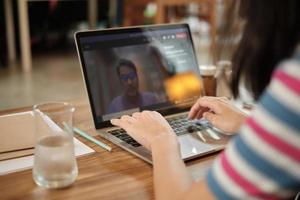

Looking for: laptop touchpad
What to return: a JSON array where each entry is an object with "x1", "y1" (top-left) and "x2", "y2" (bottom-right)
[{"x1": 178, "y1": 134, "x2": 214, "y2": 159}]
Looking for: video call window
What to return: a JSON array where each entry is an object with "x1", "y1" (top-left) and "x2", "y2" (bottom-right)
[{"x1": 80, "y1": 27, "x2": 201, "y2": 123}]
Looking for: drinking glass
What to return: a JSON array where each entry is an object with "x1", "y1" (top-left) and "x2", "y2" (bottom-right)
[
  {"x1": 32, "y1": 102, "x2": 78, "y2": 188},
  {"x1": 199, "y1": 65, "x2": 217, "y2": 96}
]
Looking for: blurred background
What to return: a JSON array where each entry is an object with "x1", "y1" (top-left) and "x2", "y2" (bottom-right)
[{"x1": 0, "y1": 0, "x2": 227, "y2": 110}]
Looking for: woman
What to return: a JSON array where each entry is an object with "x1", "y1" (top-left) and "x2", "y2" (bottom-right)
[{"x1": 111, "y1": 0, "x2": 300, "y2": 199}]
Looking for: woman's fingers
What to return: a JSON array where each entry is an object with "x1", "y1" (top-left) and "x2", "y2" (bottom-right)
[
  {"x1": 188, "y1": 104, "x2": 202, "y2": 119},
  {"x1": 111, "y1": 115, "x2": 133, "y2": 129},
  {"x1": 110, "y1": 118, "x2": 119, "y2": 126},
  {"x1": 189, "y1": 100, "x2": 207, "y2": 119},
  {"x1": 194, "y1": 107, "x2": 210, "y2": 119},
  {"x1": 202, "y1": 112, "x2": 221, "y2": 127},
  {"x1": 111, "y1": 111, "x2": 154, "y2": 128},
  {"x1": 132, "y1": 112, "x2": 142, "y2": 119},
  {"x1": 189, "y1": 97, "x2": 222, "y2": 119},
  {"x1": 110, "y1": 118, "x2": 124, "y2": 128},
  {"x1": 111, "y1": 115, "x2": 142, "y2": 142}
]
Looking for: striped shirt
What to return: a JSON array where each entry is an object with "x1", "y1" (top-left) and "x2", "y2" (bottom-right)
[{"x1": 206, "y1": 53, "x2": 300, "y2": 199}]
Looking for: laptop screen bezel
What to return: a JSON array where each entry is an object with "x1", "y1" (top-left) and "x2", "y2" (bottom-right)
[{"x1": 75, "y1": 23, "x2": 200, "y2": 129}]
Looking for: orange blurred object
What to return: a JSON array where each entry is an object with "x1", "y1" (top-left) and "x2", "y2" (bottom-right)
[{"x1": 164, "y1": 72, "x2": 202, "y2": 102}]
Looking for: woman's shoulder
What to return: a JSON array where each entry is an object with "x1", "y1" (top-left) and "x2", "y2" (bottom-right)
[
  {"x1": 276, "y1": 46, "x2": 300, "y2": 77},
  {"x1": 271, "y1": 49, "x2": 300, "y2": 95}
]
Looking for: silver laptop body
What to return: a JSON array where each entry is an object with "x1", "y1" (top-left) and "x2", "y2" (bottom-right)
[{"x1": 75, "y1": 24, "x2": 229, "y2": 164}]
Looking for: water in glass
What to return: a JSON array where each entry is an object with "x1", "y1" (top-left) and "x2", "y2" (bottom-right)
[{"x1": 33, "y1": 135, "x2": 78, "y2": 188}]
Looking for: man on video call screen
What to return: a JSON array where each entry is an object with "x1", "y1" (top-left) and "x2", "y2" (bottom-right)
[
  {"x1": 80, "y1": 27, "x2": 201, "y2": 123},
  {"x1": 108, "y1": 58, "x2": 158, "y2": 113}
]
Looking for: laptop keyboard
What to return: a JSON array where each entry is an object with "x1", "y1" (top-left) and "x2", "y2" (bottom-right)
[
  {"x1": 108, "y1": 114, "x2": 205, "y2": 148},
  {"x1": 167, "y1": 114, "x2": 196, "y2": 136},
  {"x1": 108, "y1": 129, "x2": 141, "y2": 147}
]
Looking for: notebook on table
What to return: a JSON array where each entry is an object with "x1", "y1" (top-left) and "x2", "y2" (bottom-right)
[{"x1": 0, "y1": 112, "x2": 35, "y2": 161}]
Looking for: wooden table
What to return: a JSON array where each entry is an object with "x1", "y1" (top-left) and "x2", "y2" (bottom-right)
[{"x1": 0, "y1": 98, "x2": 218, "y2": 200}]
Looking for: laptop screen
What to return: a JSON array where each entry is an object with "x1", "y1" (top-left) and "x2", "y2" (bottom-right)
[{"x1": 76, "y1": 24, "x2": 202, "y2": 128}]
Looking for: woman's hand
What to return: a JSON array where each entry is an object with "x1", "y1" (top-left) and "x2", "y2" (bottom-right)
[
  {"x1": 188, "y1": 96, "x2": 247, "y2": 134},
  {"x1": 111, "y1": 111, "x2": 178, "y2": 151}
]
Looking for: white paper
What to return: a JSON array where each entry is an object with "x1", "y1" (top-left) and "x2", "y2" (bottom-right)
[
  {"x1": 0, "y1": 111, "x2": 95, "y2": 176},
  {"x1": 0, "y1": 137, "x2": 94, "y2": 176}
]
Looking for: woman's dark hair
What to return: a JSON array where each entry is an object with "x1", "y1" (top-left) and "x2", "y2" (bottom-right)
[
  {"x1": 221, "y1": 0, "x2": 300, "y2": 100},
  {"x1": 116, "y1": 59, "x2": 137, "y2": 76}
]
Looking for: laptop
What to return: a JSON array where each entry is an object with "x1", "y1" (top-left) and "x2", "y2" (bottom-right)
[{"x1": 75, "y1": 23, "x2": 229, "y2": 163}]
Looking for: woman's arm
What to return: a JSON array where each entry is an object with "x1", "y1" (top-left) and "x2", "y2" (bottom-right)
[
  {"x1": 154, "y1": 143, "x2": 215, "y2": 200},
  {"x1": 151, "y1": 135, "x2": 192, "y2": 200},
  {"x1": 151, "y1": 135, "x2": 215, "y2": 200},
  {"x1": 111, "y1": 111, "x2": 216, "y2": 200}
]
